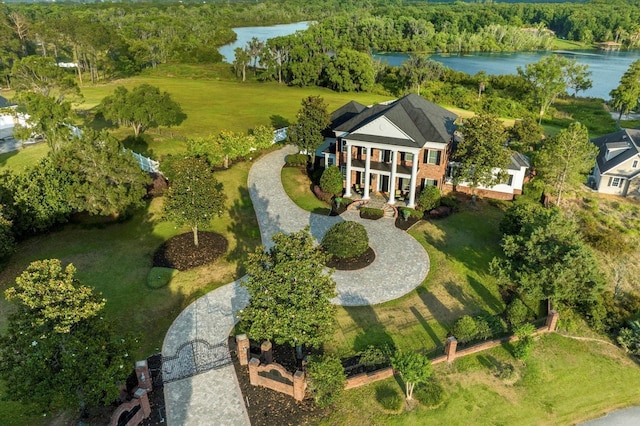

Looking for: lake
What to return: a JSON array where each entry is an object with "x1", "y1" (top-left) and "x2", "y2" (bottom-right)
[
  {"x1": 219, "y1": 21, "x2": 640, "y2": 100},
  {"x1": 377, "y1": 50, "x2": 640, "y2": 100},
  {"x1": 218, "y1": 21, "x2": 311, "y2": 63}
]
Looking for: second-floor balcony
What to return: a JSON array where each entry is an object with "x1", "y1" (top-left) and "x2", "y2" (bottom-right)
[{"x1": 350, "y1": 158, "x2": 413, "y2": 175}]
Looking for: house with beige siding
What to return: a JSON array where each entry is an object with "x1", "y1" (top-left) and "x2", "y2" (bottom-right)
[
  {"x1": 325, "y1": 94, "x2": 529, "y2": 206},
  {"x1": 590, "y1": 128, "x2": 640, "y2": 198}
]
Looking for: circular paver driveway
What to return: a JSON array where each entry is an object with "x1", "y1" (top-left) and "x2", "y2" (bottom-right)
[
  {"x1": 249, "y1": 145, "x2": 429, "y2": 305},
  {"x1": 162, "y1": 145, "x2": 430, "y2": 425}
]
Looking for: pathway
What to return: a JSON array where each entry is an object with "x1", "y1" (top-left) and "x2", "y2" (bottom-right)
[{"x1": 163, "y1": 146, "x2": 430, "y2": 424}]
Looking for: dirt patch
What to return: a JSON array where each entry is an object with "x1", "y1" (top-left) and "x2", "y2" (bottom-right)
[
  {"x1": 395, "y1": 216, "x2": 421, "y2": 231},
  {"x1": 153, "y1": 232, "x2": 228, "y2": 271},
  {"x1": 326, "y1": 247, "x2": 376, "y2": 271}
]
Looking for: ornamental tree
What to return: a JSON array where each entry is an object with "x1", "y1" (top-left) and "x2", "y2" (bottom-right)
[
  {"x1": 239, "y1": 227, "x2": 337, "y2": 358},
  {"x1": 100, "y1": 84, "x2": 186, "y2": 137},
  {"x1": 319, "y1": 165, "x2": 344, "y2": 196},
  {"x1": 306, "y1": 354, "x2": 346, "y2": 408},
  {"x1": 288, "y1": 96, "x2": 330, "y2": 168},
  {"x1": 0, "y1": 259, "x2": 132, "y2": 413},
  {"x1": 454, "y1": 113, "x2": 511, "y2": 199},
  {"x1": 163, "y1": 156, "x2": 227, "y2": 246},
  {"x1": 391, "y1": 350, "x2": 432, "y2": 400}
]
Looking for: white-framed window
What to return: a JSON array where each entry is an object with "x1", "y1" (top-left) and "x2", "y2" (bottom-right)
[
  {"x1": 506, "y1": 174, "x2": 514, "y2": 186},
  {"x1": 609, "y1": 177, "x2": 622, "y2": 188},
  {"x1": 403, "y1": 152, "x2": 414, "y2": 162},
  {"x1": 328, "y1": 157, "x2": 335, "y2": 166},
  {"x1": 421, "y1": 178, "x2": 437, "y2": 189},
  {"x1": 341, "y1": 140, "x2": 347, "y2": 152},
  {"x1": 340, "y1": 165, "x2": 347, "y2": 178},
  {"x1": 401, "y1": 178, "x2": 411, "y2": 191},
  {"x1": 633, "y1": 160, "x2": 638, "y2": 168},
  {"x1": 383, "y1": 150, "x2": 392, "y2": 163},
  {"x1": 423, "y1": 150, "x2": 441, "y2": 165},
  {"x1": 360, "y1": 172, "x2": 366, "y2": 185}
]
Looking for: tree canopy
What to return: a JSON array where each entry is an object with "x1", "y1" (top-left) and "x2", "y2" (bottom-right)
[
  {"x1": 100, "y1": 84, "x2": 186, "y2": 137},
  {"x1": 391, "y1": 350, "x2": 432, "y2": 400},
  {"x1": 239, "y1": 227, "x2": 337, "y2": 353},
  {"x1": 0, "y1": 259, "x2": 132, "y2": 413},
  {"x1": 453, "y1": 113, "x2": 511, "y2": 197},
  {"x1": 609, "y1": 59, "x2": 640, "y2": 125},
  {"x1": 533, "y1": 122, "x2": 597, "y2": 206},
  {"x1": 288, "y1": 95, "x2": 330, "y2": 166},
  {"x1": 163, "y1": 156, "x2": 227, "y2": 246}
]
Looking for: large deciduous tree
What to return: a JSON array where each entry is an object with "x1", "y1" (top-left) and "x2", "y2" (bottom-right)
[
  {"x1": 100, "y1": 84, "x2": 186, "y2": 137},
  {"x1": 163, "y1": 156, "x2": 226, "y2": 246},
  {"x1": 453, "y1": 113, "x2": 511, "y2": 199},
  {"x1": 533, "y1": 122, "x2": 597, "y2": 206},
  {"x1": 10, "y1": 56, "x2": 79, "y2": 101},
  {"x1": 400, "y1": 55, "x2": 446, "y2": 95},
  {"x1": 609, "y1": 59, "x2": 640, "y2": 125},
  {"x1": 324, "y1": 49, "x2": 374, "y2": 92},
  {"x1": 491, "y1": 208, "x2": 604, "y2": 313},
  {"x1": 239, "y1": 227, "x2": 336, "y2": 358},
  {"x1": 518, "y1": 55, "x2": 590, "y2": 123},
  {"x1": 56, "y1": 129, "x2": 150, "y2": 216},
  {"x1": 288, "y1": 95, "x2": 330, "y2": 168},
  {"x1": 0, "y1": 259, "x2": 132, "y2": 414}
]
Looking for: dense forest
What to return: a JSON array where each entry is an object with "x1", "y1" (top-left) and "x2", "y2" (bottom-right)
[{"x1": 1, "y1": 0, "x2": 640, "y2": 88}]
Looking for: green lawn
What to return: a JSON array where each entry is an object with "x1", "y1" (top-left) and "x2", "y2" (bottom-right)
[
  {"x1": 323, "y1": 333, "x2": 640, "y2": 425},
  {"x1": 281, "y1": 166, "x2": 331, "y2": 214},
  {"x1": 329, "y1": 199, "x2": 506, "y2": 357},
  {"x1": 0, "y1": 143, "x2": 49, "y2": 172}
]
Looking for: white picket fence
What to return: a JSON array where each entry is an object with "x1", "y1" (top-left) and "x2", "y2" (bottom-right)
[
  {"x1": 273, "y1": 127, "x2": 288, "y2": 143},
  {"x1": 125, "y1": 149, "x2": 160, "y2": 174}
]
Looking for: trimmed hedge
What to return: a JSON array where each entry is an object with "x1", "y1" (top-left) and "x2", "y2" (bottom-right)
[
  {"x1": 285, "y1": 153, "x2": 309, "y2": 167},
  {"x1": 417, "y1": 185, "x2": 441, "y2": 212},
  {"x1": 398, "y1": 207, "x2": 423, "y2": 220},
  {"x1": 322, "y1": 221, "x2": 369, "y2": 259},
  {"x1": 375, "y1": 384, "x2": 404, "y2": 413},
  {"x1": 414, "y1": 379, "x2": 446, "y2": 408},
  {"x1": 320, "y1": 166, "x2": 344, "y2": 196},
  {"x1": 360, "y1": 207, "x2": 384, "y2": 220},
  {"x1": 313, "y1": 185, "x2": 333, "y2": 204}
]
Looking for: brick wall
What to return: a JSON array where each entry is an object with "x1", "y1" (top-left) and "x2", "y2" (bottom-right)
[
  {"x1": 248, "y1": 358, "x2": 306, "y2": 401},
  {"x1": 442, "y1": 183, "x2": 515, "y2": 201},
  {"x1": 344, "y1": 367, "x2": 394, "y2": 390}
]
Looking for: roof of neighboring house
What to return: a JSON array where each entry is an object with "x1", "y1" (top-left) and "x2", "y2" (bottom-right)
[
  {"x1": 0, "y1": 95, "x2": 12, "y2": 108},
  {"x1": 592, "y1": 128, "x2": 640, "y2": 174},
  {"x1": 509, "y1": 152, "x2": 530, "y2": 171},
  {"x1": 332, "y1": 93, "x2": 457, "y2": 149}
]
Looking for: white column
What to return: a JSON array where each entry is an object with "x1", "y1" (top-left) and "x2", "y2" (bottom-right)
[
  {"x1": 363, "y1": 146, "x2": 372, "y2": 200},
  {"x1": 387, "y1": 150, "x2": 397, "y2": 205},
  {"x1": 344, "y1": 140, "x2": 352, "y2": 197},
  {"x1": 408, "y1": 152, "x2": 419, "y2": 208}
]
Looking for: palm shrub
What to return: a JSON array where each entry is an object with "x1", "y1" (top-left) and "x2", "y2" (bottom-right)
[
  {"x1": 320, "y1": 165, "x2": 344, "y2": 196},
  {"x1": 417, "y1": 186, "x2": 441, "y2": 212},
  {"x1": 321, "y1": 221, "x2": 369, "y2": 259}
]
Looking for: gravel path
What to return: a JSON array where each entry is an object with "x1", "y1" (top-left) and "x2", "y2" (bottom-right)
[{"x1": 163, "y1": 145, "x2": 430, "y2": 425}]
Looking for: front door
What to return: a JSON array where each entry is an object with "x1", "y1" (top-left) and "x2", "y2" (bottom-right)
[{"x1": 380, "y1": 175, "x2": 389, "y2": 192}]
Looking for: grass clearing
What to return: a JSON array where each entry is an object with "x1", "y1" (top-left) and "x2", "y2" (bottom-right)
[
  {"x1": 281, "y1": 166, "x2": 331, "y2": 214},
  {"x1": 546, "y1": 98, "x2": 617, "y2": 137},
  {"x1": 329, "y1": 200, "x2": 505, "y2": 357},
  {"x1": 0, "y1": 142, "x2": 49, "y2": 172},
  {"x1": 324, "y1": 333, "x2": 640, "y2": 425}
]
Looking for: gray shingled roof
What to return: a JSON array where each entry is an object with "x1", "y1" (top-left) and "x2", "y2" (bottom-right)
[
  {"x1": 330, "y1": 100, "x2": 367, "y2": 129},
  {"x1": 508, "y1": 152, "x2": 530, "y2": 170},
  {"x1": 332, "y1": 94, "x2": 457, "y2": 149},
  {"x1": 0, "y1": 96, "x2": 11, "y2": 108},
  {"x1": 591, "y1": 129, "x2": 640, "y2": 174}
]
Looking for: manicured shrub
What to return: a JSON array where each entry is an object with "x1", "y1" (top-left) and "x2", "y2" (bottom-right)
[
  {"x1": 375, "y1": 383, "x2": 404, "y2": 412},
  {"x1": 473, "y1": 316, "x2": 492, "y2": 340},
  {"x1": 313, "y1": 185, "x2": 333, "y2": 204},
  {"x1": 513, "y1": 323, "x2": 536, "y2": 361},
  {"x1": 413, "y1": 379, "x2": 446, "y2": 408},
  {"x1": 451, "y1": 315, "x2": 478, "y2": 344},
  {"x1": 359, "y1": 345, "x2": 392, "y2": 369},
  {"x1": 360, "y1": 207, "x2": 384, "y2": 220},
  {"x1": 319, "y1": 166, "x2": 344, "y2": 196},
  {"x1": 440, "y1": 195, "x2": 458, "y2": 210},
  {"x1": 322, "y1": 221, "x2": 369, "y2": 259},
  {"x1": 284, "y1": 153, "x2": 309, "y2": 167},
  {"x1": 307, "y1": 354, "x2": 346, "y2": 408},
  {"x1": 399, "y1": 207, "x2": 423, "y2": 221},
  {"x1": 506, "y1": 299, "x2": 531, "y2": 328},
  {"x1": 417, "y1": 186, "x2": 441, "y2": 212}
]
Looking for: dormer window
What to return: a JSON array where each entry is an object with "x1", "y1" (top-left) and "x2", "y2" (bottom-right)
[{"x1": 633, "y1": 160, "x2": 638, "y2": 168}]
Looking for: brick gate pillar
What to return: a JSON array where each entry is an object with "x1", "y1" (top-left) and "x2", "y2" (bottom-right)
[
  {"x1": 546, "y1": 310, "x2": 559, "y2": 332},
  {"x1": 248, "y1": 358, "x2": 260, "y2": 386},
  {"x1": 445, "y1": 336, "x2": 458, "y2": 363},
  {"x1": 293, "y1": 370, "x2": 306, "y2": 401},
  {"x1": 261, "y1": 340, "x2": 273, "y2": 364},
  {"x1": 135, "y1": 360, "x2": 152, "y2": 391},
  {"x1": 236, "y1": 334, "x2": 250, "y2": 366}
]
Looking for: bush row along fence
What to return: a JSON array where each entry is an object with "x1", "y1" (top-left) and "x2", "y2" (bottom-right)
[{"x1": 235, "y1": 310, "x2": 559, "y2": 402}]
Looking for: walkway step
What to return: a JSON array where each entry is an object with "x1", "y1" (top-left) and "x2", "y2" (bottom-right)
[{"x1": 382, "y1": 204, "x2": 396, "y2": 219}]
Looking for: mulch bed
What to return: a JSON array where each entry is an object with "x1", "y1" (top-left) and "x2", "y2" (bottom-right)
[
  {"x1": 325, "y1": 247, "x2": 376, "y2": 270},
  {"x1": 141, "y1": 354, "x2": 166, "y2": 425},
  {"x1": 229, "y1": 337, "x2": 324, "y2": 426},
  {"x1": 153, "y1": 232, "x2": 228, "y2": 271},
  {"x1": 394, "y1": 216, "x2": 422, "y2": 231}
]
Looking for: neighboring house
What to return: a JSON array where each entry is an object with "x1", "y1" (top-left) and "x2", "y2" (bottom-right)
[
  {"x1": 328, "y1": 94, "x2": 529, "y2": 206},
  {"x1": 590, "y1": 128, "x2": 640, "y2": 197}
]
